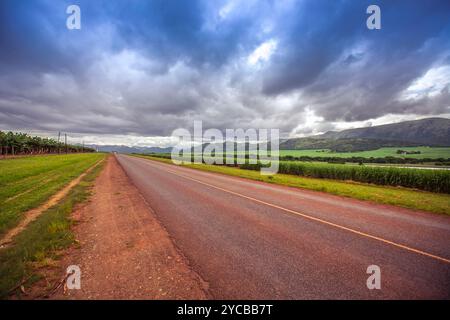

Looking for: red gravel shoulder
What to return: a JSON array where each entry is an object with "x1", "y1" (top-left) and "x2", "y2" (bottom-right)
[{"x1": 49, "y1": 155, "x2": 209, "y2": 299}]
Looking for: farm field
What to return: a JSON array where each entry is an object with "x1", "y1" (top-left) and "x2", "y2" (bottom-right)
[
  {"x1": 277, "y1": 147, "x2": 450, "y2": 159},
  {"x1": 0, "y1": 153, "x2": 105, "y2": 237},
  {"x1": 207, "y1": 147, "x2": 450, "y2": 159},
  {"x1": 271, "y1": 161, "x2": 450, "y2": 193},
  {"x1": 0, "y1": 156, "x2": 105, "y2": 298}
]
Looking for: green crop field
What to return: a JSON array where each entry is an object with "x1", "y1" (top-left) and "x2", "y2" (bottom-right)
[
  {"x1": 0, "y1": 153, "x2": 105, "y2": 237},
  {"x1": 201, "y1": 146, "x2": 450, "y2": 162},
  {"x1": 0, "y1": 157, "x2": 105, "y2": 297},
  {"x1": 242, "y1": 161, "x2": 450, "y2": 193},
  {"x1": 277, "y1": 147, "x2": 450, "y2": 159}
]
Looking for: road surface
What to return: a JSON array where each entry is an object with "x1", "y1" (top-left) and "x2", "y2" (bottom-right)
[{"x1": 116, "y1": 154, "x2": 450, "y2": 299}]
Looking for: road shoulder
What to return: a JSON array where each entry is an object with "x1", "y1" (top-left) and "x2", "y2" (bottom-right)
[{"x1": 33, "y1": 155, "x2": 208, "y2": 299}]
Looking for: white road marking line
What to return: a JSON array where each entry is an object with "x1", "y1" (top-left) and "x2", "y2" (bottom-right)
[{"x1": 131, "y1": 156, "x2": 450, "y2": 265}]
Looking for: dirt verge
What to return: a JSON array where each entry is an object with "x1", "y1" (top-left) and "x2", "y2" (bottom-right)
[{"x1": 35, "y1": 155, "x2": 208, "y2": 299}]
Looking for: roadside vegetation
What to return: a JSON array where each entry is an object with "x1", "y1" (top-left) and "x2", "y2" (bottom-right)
[
  {"x1": 136, "y1": 153, "x2": 450, "y2": 194},
  {"x1": 0, "y1": 153, "x2": 105, "y2": 237},
  {"x1": 278, "y1": 147, "x2": 450, "y2": 160},
  {"x1": 214, "y1": 147, "x2": 450, "y2": 164},
  {"x1": 135, "y1": 155, "x2": 450, "y2": 215},
  {"x1": 0, "y1": 131, "x2": 95, "y2": 156},
  {"x1": 0, "y1": 159, "x2": 105, "y2": 298},
  {"x1": 242, "y1": 161, "x2": 450, "y2": 194}
]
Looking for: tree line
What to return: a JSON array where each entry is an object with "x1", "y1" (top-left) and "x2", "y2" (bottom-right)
[{"x1": 0, "y1": 131, "x2": 95, "y2": 156}]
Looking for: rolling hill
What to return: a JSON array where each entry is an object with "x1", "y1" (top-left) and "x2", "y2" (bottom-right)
[{"x1": 281, "y1": 118, "x2": 450, "y2": 151}]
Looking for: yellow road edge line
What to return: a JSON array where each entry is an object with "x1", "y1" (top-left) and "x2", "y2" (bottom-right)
[{"x1": 135, "y1": 156, "x2": 450, "y2": 265}]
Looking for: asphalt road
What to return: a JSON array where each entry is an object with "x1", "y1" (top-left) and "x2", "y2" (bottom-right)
[{"x1": 116, "y1": 154, "x2": 450, "y2": 299}]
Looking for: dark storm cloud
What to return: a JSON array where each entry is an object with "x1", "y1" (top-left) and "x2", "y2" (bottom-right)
[
  {"x1": 262, "y1": 0, "x2": 367, "y2": 94},
  {"x1": 262, "y1": 0, "x2": 450, "y2": 122},
  {"x1": 0, "y1": 0, "x2": 100, "y2": 75},
  {"x1": 0, "y1": 0, "x2": 449, "y2": 143},
  {"x1": 106, "y1": 0, "x2": 256, "y2": 67},
  {"x1": 263, "y1": 0, "x2": 450, "y2": 95}
]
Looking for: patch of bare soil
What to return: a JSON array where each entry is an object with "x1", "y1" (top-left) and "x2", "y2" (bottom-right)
[{"x1": 34, "y1": 155, "x2": 208, "y2": 299}]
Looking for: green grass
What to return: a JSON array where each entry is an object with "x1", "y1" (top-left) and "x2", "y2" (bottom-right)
[
  {"x1": 277, "y1": 147, "x2": 450, "y2": 159},
  {"x1": 0, "y1": 153, "x2": 105, "y2": 237},
  {"x1": 269, "y1": 161, "x2": 450, "y2": 193},
  {"x1": 208, "y1": 146, "x2": 450, "y2": 159},
  {"x1": 0, "y1": 157, "x2": 105, "y2": 298},
  {"x1": 135, "y1": 155, "x2": 450, "y2": 216}
]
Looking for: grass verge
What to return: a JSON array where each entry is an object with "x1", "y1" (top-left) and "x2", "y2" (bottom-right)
[
  {"x1": 0, "y1": 158, "x2": 106, "y2": 299},
  {"x1": 134, "y1": 155, "x2": 450, "y2": 216},
  {"x1": 0, "y1": 153, "x2": 105, "y2": 236}
]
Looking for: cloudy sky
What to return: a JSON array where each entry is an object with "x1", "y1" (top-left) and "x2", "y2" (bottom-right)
[{"x1": 1, "y1": 0, "x2": 449, "y2": 146}]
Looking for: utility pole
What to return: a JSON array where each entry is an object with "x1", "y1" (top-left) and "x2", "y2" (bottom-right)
[
  {"x1": 65, "y1": 133, "x2": 68, "y2": 154},
  {"x1": 58, "y1": 131, "x2": 61, "y2": 154}
]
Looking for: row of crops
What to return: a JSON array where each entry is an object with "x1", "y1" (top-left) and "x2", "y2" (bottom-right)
[
  {"x1": 241, "y1": 161, "x2": 450, "y2": 194},
  {"x1": 138, "y1": 154, "x2": 450, "y2": 194},
  {"x1": 0, "y1": 131, "x2": 95, "y2": 156}
]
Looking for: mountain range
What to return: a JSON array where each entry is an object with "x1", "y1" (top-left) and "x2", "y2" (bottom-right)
[
  {"x1": 280, "y1": 117, "x2": 450, "y2": 152},
  {"x1": 89, "y1": 117, "x2": 450, "y2": 153},
  {"x1": 86, "y1": 145, "x2": 172, "y2": 154}
]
